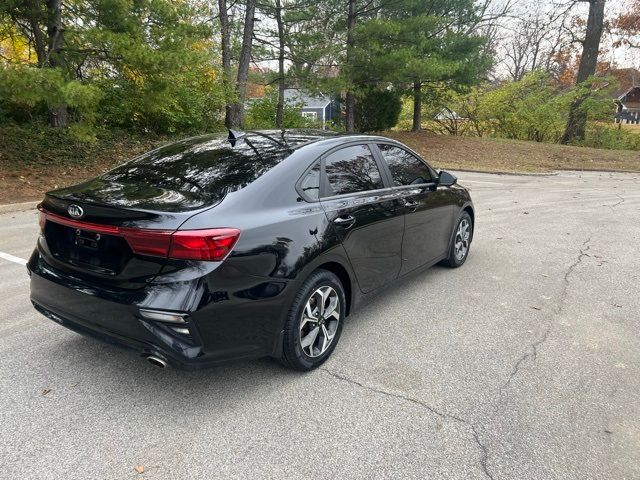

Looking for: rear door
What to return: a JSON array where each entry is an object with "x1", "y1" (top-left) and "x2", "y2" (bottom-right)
[
  {"x1": 375, "y1": 143, "x2": 455, "y2": 276},
  {"x1": 319, "y1": 144, "x2": 404, "y2": 293}
]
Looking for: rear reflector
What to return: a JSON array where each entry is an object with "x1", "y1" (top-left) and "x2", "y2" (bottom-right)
[
  {"x1": 139, "y1": 309, "x2": 187, "y2": 323},
  {"x1": 38, "y1": 207, "x2": 240, "y2": 261}
]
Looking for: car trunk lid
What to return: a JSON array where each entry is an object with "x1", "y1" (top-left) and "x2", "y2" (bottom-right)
[{"x1": 38, "y1": 195, "x2": 198, "y2": 289}]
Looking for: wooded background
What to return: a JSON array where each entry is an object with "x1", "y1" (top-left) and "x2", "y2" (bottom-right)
[{"x1": 1, "y1": 0, "x2": 640, "y2": 153}]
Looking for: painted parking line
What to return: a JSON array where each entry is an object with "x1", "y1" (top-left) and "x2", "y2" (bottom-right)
[{"x1": 0, "y1": 251, "x2": 28, "y2": 266}]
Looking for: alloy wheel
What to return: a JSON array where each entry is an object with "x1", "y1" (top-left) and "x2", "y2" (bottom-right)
[
  {"x1": 454, "y1": 218, "x2": 471, "y2": 261},
  {"x1": 299, "y1": 286, "x2": 340, "y2": 358}
]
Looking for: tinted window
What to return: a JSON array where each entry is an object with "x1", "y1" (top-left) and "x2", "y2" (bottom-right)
[
  {"x1": 378, "y1": 144, "x2": 433, "y2": 186},
  {"x1": 54, "y1": 134, "x2": 297, "y2": 212},
  {"x1": 324, "y1": 145, "x2": 384, "y2": 196},
  {"x1": 300, "y1": 163, "x2": 321, "y2": 201}
]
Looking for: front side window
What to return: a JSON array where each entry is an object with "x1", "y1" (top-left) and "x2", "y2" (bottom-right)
[
  {"x1": 324, "y1": 145, "x2": 384, "y2": 196},
  {"x1": 378, "y1": 144, "x2": 433, "y2": 186}
]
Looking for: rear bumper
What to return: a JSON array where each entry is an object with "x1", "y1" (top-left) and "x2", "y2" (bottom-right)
[{"x1": 28, "y1": 250, "x2": 292, "y2": 369}]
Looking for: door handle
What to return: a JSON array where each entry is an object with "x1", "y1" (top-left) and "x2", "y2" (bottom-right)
[
  {"x1": 334, "y1": 215, "x2": 356, "y2": 228},
  {"x1": 404, "y1": 200, "x2": 419, "y2": 211}
]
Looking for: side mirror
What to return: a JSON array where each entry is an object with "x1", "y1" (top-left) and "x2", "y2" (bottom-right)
[{"x1": 438, "y1": 171, "x2": 457, "y2": 187}]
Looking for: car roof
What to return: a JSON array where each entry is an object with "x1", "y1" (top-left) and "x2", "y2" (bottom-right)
[{"x1": 243, "y1": 130, "x2": 397, "y2": 152}]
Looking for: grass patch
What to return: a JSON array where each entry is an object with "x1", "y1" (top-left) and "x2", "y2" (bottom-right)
[
  {"x1": 384, "y1": 131, "x2": 640, "y2": 174},
  {"x1": 0, "y1": 123, "x2": 179, "y2": 204}
]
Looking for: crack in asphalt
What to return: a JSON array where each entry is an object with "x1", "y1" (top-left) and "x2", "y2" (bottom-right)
[
  {"x1": 559, "y1": 235, "x2": 592, "y2": 314},
  {"x1": 320, "y1": 367, "x2": 495, "y2": 480},
  {"x1": 501, "y1": 326, "x2": 552, "y2": 393},
  {"x1": 320, "y1": 235, "x2": 595, "y2": 480},
  {"x1": 500, "y1": 236, "x2": 592, "y2": 396},
  {"x1": 610, "y1": 194, "x2": 625, "y2": 208}
]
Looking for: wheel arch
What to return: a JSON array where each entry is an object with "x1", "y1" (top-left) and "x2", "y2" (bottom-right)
[
  {"x1": 462, "y1": 203, "x2": 475, "y2": 242},
  {"x1": 314, "y1": 261, "x2": 352, "y2": 317}
]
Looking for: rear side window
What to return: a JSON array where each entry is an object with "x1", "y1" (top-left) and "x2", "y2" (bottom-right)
[
  {"x1": 324, "y1": 145, "x2": 384, "y2": 196},
  {"x1": 378, "y1": 144, "x2": 433, "y2": 186},
  {"x1": 300, "y1": 163, "x2": 321, "y2": 201}
]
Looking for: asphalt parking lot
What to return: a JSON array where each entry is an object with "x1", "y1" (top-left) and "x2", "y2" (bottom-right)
[{"x1": 0, "y1": 170, "x2": 639, "y2": 480}]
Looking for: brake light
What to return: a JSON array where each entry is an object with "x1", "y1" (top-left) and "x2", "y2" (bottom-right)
[
  {"x1": 121, "y1": 229, "x2": 173, "y2": 257},
  {"x1": 121, "y1": 228, "x2": 240, "y2": 260},
  {"x1": 38, "y1": 207, "x2": 240, "y2": 261},
  {"x1": 169, "y1": 229, "x2": 240, "y2": 261},
  {"x1": 37, "y1": 206, "x2": 46, "y2": 232}
]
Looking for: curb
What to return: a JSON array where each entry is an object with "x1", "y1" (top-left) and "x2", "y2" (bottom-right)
[
  {"x1": 0, "y1": 201, "x2": 38, "y2": 215},
  {"x1": 450, "y1": 168, "x2": 558, "y2": 177}
]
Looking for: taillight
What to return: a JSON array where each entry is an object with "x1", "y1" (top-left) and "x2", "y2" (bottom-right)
[
  {"x1": 38, "y1": 208, "x2": 240, "y2": 262},
  {"x1": 122, "y1": 228, "x2": 240, "y2": 260},
  {"x1": 168, "y1": 229, "x2": 240, "y2": 261},
  {"x1": 37, "y1": 206, "x2": 46, "y2": 232},
  {"x1": 121, "y1": 229, "x2": 173, "y2": 257}
]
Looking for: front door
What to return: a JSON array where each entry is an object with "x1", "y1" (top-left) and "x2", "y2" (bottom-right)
[
  {"x1": 375, "y1": 143, "x2": 455, "y2": 275},
  {"x1": 319, "y1": 144, "x2": 405, "y2": 293}
]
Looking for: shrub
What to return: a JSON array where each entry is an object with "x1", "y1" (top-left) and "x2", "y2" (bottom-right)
[
  {"x1": 0, "y1": 65, "x2": 103, "y2": 139},
  {"x1": 355, "y1": 88, "x2": 402, "y2": 132},
  {"x1": 582, "y1": 124, "x2": 640, "y2": 151},
  {"x1": 244, "y1": 92, "x2": 315, "y2": 129}
]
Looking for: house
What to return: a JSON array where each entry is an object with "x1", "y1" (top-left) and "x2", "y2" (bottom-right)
[
  {"x1": 284, "y1": 89, "x2": 338, "y2": 128},
  {"x1": 434, "y1": 108, "x2": 465, "y2": 121},
  {"x1": 612, "y1": 68, "x2": 640, "y2": 124},
  {"x1": 615, "y1": 86, "x2": 640, "y2": 124}
]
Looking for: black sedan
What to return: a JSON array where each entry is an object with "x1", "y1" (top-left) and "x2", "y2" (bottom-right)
[{"x1": 28, "y1": 130, "x2": 474, "y2": 371}]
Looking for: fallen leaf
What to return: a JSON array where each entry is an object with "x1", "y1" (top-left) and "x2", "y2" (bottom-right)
[
  {"x1": 613, "y1": 303, "x2": 622, "y2": 308},
  {"x1": 41, "y1": 388, "x2": 52, "y2": 396},
  {"x1": 134, "y1": 466, "x2": 144, "y2": 474},
  {"x1": 523, "y1": 211, "x2": 529, "y2": 214},
  {"x1": 530, "y1": 306, "x2": 541, "y2": 310},
  {"x1": 541, "y1": 274, "x2": 549, "y2": 277}
]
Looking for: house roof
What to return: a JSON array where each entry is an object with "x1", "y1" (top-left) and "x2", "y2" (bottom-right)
[
  {"x1": 611, "y1": 68, "x2": 640, "y2": 99},
  {"x1": 284, "y1": 89, "x2": 331, "y2": 109}
]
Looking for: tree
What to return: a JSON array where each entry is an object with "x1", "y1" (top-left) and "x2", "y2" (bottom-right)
[
  {"x1": 352, "y1": 0, "x2": 489, "y2": 132},
  {"x1": 218, "y1": 0, "x2": 233, "y2": 128},
  {"x1": 1, "y1": 0, "x2": 69, "y2": 127},
  {"x1": 273, "y1": 0, "x2": 286, "y2": 128},
  {"x1": 561, "y1": 0, "x2": 606, "y2": 144},
  {"x1": 345, "y1": 0, "x2": 356, "y2": 132},
  {"x1": 226, "y1": 0, "x2": 257, "y2": 128},
  {"x1": 253, "y1": 0, "x2": 287, "y2": 128}
]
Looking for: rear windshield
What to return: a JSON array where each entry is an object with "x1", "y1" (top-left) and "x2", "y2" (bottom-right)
[{"x1": 60, "y1": 133, "x2": 300, "y2": 212}]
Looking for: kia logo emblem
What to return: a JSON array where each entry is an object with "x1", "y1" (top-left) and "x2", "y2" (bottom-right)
[{"x1": 67, "y1": 204, "x2": 84, "y2": 219}]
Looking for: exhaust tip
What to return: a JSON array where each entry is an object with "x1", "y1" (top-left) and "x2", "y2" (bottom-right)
[{"x1": 146, "y1": 355, "x2": 167, "y2": 369}]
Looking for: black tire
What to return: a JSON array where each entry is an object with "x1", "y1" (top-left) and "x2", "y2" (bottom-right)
[
  {"x1": 442, "y1": 211, "x2": 473, "y2": 268},
  {"x1": 279, "y1": 269, "x2": 346, "y2": 371}
]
